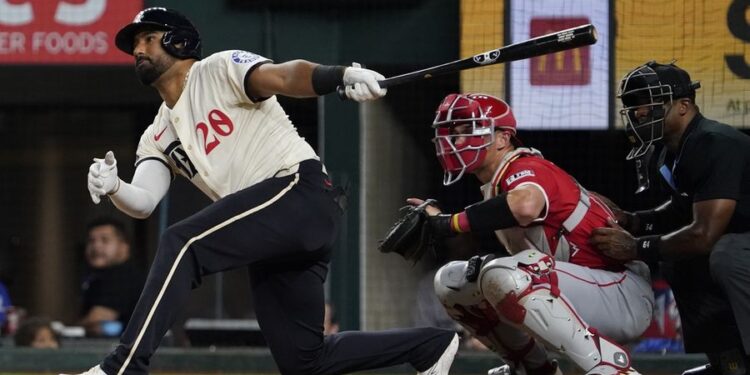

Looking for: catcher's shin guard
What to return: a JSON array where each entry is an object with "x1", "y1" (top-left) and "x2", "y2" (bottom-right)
[
  {"x1": 478, "y1": 250, "x2": 638, "y2": 375},
  {"x1": 434, "y1": 259, "x2": 552, "y2": 372}
]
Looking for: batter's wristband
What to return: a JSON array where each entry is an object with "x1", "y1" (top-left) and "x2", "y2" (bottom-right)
[
  {"x1": 636, "y1": 235, "x2": 662, "y2": 264},
  {"x1": 312, "y1": 65, "x2": 346, "y2": 95}
]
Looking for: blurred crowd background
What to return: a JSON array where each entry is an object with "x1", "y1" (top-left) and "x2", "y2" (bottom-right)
[{"x1": 0, "y1": 0, "x2": 745, "y2": 356}]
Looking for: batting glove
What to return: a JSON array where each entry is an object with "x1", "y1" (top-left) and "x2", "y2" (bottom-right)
[
  {"x1": 342, "y1": 62, "x2": 387, "y2": 102},
  {"x1": 87, "y1": 151, "x2": 120, "y2": 204}
]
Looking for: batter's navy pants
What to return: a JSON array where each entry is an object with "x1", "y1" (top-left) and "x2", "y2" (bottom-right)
[{"x1": 100, "y1": 159, "x2": 455, "y2": 375}]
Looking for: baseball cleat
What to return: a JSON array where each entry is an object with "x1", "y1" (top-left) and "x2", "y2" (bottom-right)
[
  {"x1": 488, "y1": 359, "x2": 562, "y2": 375},
  {"x1": 418, "y1": 333, "x2": 459, "y2": 375},
  {"x1": 585, "y1": 364, "x2": 640, "y2": 375},
  {"x1": 59, "y1": 365, "x2": 107, "y2": 375},
  {"x1": 681, "y1": 364, "x2": 714, "y2": 375},
  {"x1": 488, "y1": 364, "x2": 515, "y2": 375}
]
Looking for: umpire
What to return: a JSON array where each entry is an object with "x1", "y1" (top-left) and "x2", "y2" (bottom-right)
[{"x1": 590, "y1": 61, "x2": 750, "y2": 375}]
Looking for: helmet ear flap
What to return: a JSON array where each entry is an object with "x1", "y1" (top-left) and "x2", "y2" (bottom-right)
[{"x1": 161, "y1": 28, "x2": 201, "y2": 59}]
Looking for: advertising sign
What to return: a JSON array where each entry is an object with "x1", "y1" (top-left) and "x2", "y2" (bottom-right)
[
  {"x1": 0, "y1": 0, "x2": 142, "y2": 64},
  {"x1": 508, "y1": 0, "x2": 611, "y2": 130}
]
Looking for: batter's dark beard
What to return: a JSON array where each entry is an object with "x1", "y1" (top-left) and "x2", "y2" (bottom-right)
[{"x1": 136, "y1": 64, "x2": 163, "y2": 86}]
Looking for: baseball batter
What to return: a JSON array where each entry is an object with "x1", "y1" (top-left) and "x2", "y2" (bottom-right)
[
  {"x1": 412, "y1": 94, "x2": 654, "y2": 375},
  {"x1": 75, "y1": 7, "x2": 458, "y2": 375}
]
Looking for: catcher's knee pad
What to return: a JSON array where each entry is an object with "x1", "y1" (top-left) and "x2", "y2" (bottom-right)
[
  {"x1": 435, "y1": 258, "x2": 505, "y2": 337},
  {"x1": 478, "y1": 250, "x2": 633, "y2": 374},
  {"x1": 434, "y1": 260, "x2": 485, "y2": 314},
  {"x1": 436, "y1": 258, "x2": 554, "y2": 371},
  {"x1": 477, "y1": 250, "x2": 552, "y2": 324},
  {"x1": 435, "y1": 261, "x2": 483, "y2": 305}
]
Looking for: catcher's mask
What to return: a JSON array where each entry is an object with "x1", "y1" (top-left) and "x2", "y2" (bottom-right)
[
  {"x1": 432, "y1": 93, "x2": 517, "y2": 185},
  {"x1": 115, "y1": 7, "x2": 202, "y2": 60},
  {"x1": 617, "y1": 61, "x2": 700, "y2": 160}
]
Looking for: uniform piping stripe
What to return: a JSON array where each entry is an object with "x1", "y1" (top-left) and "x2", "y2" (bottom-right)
[
  {"x1": 555, "y1": 268, "x2": 627, "y2": 287},
  {"x1": 116, "y1": 173, "x2": 301, "y2": 375},
  {"x1": 491, "y1": 152, "x2": 525, "y2": 196}
]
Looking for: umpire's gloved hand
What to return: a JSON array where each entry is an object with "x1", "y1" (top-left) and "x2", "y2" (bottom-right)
[
  {"x1": 342, "y1": 62, "x2": 387, "y2": 102},
  {"x1": 87, "y1": 151, "x2": 120, "y2": 204}
]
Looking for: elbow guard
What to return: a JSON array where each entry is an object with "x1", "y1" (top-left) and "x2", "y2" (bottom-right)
[{"x1": 465, "y1": 192, "x2": 520, "y2": 232}]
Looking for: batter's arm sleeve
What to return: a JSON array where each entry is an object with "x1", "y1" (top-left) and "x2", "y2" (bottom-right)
[{"x1": 110, "y1": 160, "x2": 171, "y2": 219}]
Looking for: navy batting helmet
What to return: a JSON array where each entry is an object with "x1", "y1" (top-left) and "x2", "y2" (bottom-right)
[{"x1": 115, "y1": 7, "x2": 202, "y2": 60}]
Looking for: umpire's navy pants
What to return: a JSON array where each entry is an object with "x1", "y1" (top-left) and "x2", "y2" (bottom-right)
[
  {"x1": 101, "y1": 159, "x2": 455, "y2": 375},
  {"x1": 663, "y1": 231, "x2": 750, "y2": 358}
]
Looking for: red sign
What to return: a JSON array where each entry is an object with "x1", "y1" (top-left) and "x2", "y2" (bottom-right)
[
  {"x1": 0, "y1": 0, "x2": 142, "y2": 64},
  {"x1": 529, "y1": 17, "x2": 591, "y2": 86}
]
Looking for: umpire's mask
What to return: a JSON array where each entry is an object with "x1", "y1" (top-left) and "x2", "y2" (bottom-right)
[{"x1": 617, "y1": 61, "x2": 700, "y2": 160}]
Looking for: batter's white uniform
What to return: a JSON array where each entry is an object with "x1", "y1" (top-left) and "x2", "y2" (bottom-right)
[
  {"x1": 98, "y1": 49, "x2": 459, "y2": 375},
  {"x1": 135, "y1": 50, "x2": 317, "y2": 200}
]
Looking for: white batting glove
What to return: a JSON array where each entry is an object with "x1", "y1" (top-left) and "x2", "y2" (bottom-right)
[
  {"x1": 342, "y1": 62, "x2": 387, "y2": 102},
  {"x1": 87, "y1": 151, "x2": 120, "y2": 204}
]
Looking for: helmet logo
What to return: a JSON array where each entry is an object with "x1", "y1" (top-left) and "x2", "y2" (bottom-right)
[{"x1": 134, "y1": 7, "x2": 167, "y2": 22}]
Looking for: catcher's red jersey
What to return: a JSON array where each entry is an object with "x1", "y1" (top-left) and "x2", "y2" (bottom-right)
[{"x1": 486, "y1": 149, "x2": 622, "y2": 270}]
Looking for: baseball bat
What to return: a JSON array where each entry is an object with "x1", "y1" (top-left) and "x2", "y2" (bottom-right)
[{"x1": 337, "y1": 23, "x2": 597, "y2": 100}]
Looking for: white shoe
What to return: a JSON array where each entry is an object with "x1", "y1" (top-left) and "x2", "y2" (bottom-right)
[
  {"x1": 59, "y1": 365, "x2": 107, "y2": 375},
  {"x1": 418, "y1": 333, "x2": 459, "y2": 375},
  {"x1": 488, "y1": 364, "x2": 515, "y2": 375},
  {"x1": 585, "y1": 364, "x2": 640, "y2": 375},
  {"x1": 488, "y1": 360, "x2": 562, "y2": 375}
]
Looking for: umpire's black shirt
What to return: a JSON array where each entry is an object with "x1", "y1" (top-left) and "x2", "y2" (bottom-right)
[
  {"x1": 656, "y1": 112, "x2": 750, "y2": 353},
  {"x1": 657, "y1": 113, "x2": 750, "y2": 232}
]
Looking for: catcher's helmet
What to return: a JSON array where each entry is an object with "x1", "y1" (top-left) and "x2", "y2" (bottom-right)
[
  {"x1": 617, "y1": 61, "x2": 700, "y2": 159},
  {"x1": 432, "y1": 93, "x2": 517, "y2": 185},
  {"x1": 115, "y1": 7, "x2": 201, "y2": 60}
]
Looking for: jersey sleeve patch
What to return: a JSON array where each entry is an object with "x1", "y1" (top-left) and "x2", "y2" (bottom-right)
[
  {"x1": 505, "y1": 169, "x2": 535, "y2": 186},
  {"x1": 231, "y1": 50, "x2": 262, "y2": 64}
]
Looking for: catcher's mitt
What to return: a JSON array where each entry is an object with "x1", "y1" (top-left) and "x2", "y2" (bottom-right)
[{"x1": 378, "y1": 199, "x2": 437, "y2": 263}]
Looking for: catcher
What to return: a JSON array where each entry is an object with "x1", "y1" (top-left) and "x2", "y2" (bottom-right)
[{"x1": 380, "y1": 93, "x2": 654, "y2": 375}]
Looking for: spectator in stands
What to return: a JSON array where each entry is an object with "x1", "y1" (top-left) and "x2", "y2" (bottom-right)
[
  {"x1": 79, "y1": 217, "x2": 145, "y2": 337},
  {"x1": 0, "y1": 243, "x2": 14, "y2": 335},
  {"x1": 14, "y1": 316, "x2": 59, "y2": 349},
  {"x1": 0, "y1": 278, "x2": 11, "y2": 334}
]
